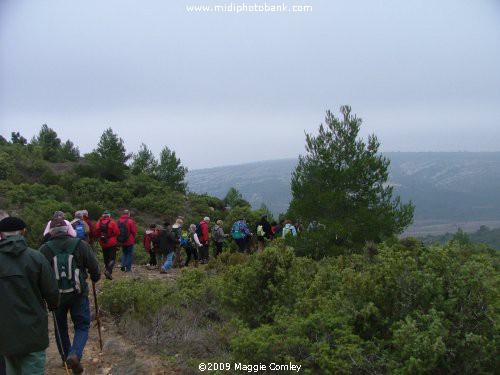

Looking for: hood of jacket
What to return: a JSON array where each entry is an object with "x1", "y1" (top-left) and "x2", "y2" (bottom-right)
[{"x1": 0, "y1": 235, "x2": 28, "y2": 257}]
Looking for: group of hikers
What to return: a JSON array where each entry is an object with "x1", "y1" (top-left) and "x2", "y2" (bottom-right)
[
  {"x1": 0, "y1": 207, "x2": 319, "y2": 375},
  {"x1": 142, "y1": 215, "x2": 303, "y2": 271},
  {"x1": 42, "y1": 209, "x2": 307, "y2": 277}
]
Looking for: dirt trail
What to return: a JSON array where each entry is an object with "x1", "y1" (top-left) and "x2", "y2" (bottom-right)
[{"x1": 45, "y1": 265, "x2": 183, "y2": 375}]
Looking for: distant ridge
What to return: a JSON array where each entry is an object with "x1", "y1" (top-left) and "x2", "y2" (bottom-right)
[{"x1": 186, "y1": 152, "x2": 500, "y2": 235}]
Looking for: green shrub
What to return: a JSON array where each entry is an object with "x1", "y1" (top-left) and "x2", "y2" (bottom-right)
[
  {"x1": 390, "y1": 309, "x2": 448, "y2": 374},
  {"x1": 219, "y1": 246, "x2": 317, "y2": 327},
  {"x1": 231, "y1": 309, "x2": 365, "y2": 375},
  {"x1": 0, "y1": 151, "x2": 15, "y2": 179},
  {"x1": 100, "y1": 278, "x2": 174, "y2": 317}
]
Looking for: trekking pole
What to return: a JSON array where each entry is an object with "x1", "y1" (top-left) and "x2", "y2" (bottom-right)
[
  {"x1": 52, "y1": 310, "x2": 71, "y2": 375},
  {"x1": 92, "y1": 282, "x2": 103, "y2": 351}
]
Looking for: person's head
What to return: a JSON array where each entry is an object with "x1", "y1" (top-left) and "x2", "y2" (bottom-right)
[
  {"x1": 175, "y1": 218, "x2": 184, "y2": 226},
  {"x1": 49, "y1": 217, "x2": 69, "y2": 237},
  {"x1": 102, "y1": 210, "x2": 111, "y2": 218},
  {"x1": 203, "y1": 216, "x2": 210, "y2": 223},
  {"x1": 284, "y1": 219, "x2": 292, "y2": 225},
  {"x1": 53, "y1": 210, "x2": 65, "y2": 219},
  {"x1": 123, "y1": 209, "x2": 130, "y2": 216},
  {"x1": 261, "y1": 214, "x2": 268, "y2": 220},
  {"x1": 81, "y1": 210, "x2": 89, "y2": 218},
  {"x1": 189, "y1": 224, "x2": 197, "y2": 233},
  {"x1": 163, "y1": 221, "x2": 171, "y2": 227},
  {"x1": 74, "y1": 210, "x2": 83, "y2": 219},
  {"x1": 0, "y1": 217, "x2": 26, "y2": 239},
  {"x1": 149, "y1": 223, "x2": 157, "y2": 229},
  {"x1": 216, "y1": 219, "x2": 223, "y2": 226}
]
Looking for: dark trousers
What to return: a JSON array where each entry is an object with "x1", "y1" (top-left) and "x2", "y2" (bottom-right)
[
  {"x1": 214, "y1": 241, "x2": 223, "y2": 257},
  {"x1": 102, "y1": 246, "x2": 117, "y2": 273},
  {"x1": 54, "y1": 294, "x2": 91, "y2": 360},
  {"x1": 235, "y1": 238, "x2": 247, "y2": 252},
  {"x1": 148, "y1": 251, "x2": 157, "y2": 266},
  {"x1": 199, "y1": 244, "x2": 209, "y2": 261},
  {"x1": 185, "y1": 246, "x2": 198, "y2": 266}
]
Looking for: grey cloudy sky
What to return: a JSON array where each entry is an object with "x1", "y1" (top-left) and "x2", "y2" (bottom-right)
[{"x1": 1, "y1": 0, "x2": 499, "y2": 169}]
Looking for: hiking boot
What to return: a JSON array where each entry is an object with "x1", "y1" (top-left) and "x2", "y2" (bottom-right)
[
  {"x1": 104, "y1": 270, "x2": 113, "y2": 280},
  {"x1": 160, "y1": 268, "x2": 168, "y2": 274},
  {"x1": 120, "y1": 266, "x2": 126, "y2": 272},
  {"x1": 66, "y1": 353, "x2": 84, "y2": 374}
]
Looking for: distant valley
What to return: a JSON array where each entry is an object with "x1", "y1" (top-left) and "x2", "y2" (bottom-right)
[{"x1": 186, "y1": 152, "x2": 500, "y2": 236}]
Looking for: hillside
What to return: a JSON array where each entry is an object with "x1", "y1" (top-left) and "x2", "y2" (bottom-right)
[
  {"x1": 186, "y1": 152, "x2": 500, "y2": 235},
  {"x1": 1, "y1": 132, "x2": 497, "y2": 374}
]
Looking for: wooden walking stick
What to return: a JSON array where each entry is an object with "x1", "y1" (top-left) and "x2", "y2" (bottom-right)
[
  {"x1": 92, "y1": 282, "x2": 103, "y2": 351},
  {"x1": 52, "y1": 310, "x2": 71, "y2": 375}
]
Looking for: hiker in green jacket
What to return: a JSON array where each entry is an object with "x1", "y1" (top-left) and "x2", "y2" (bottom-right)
[
  {"x1": 0, "y1": 216, "x2": 60, "y2": 375},
  {"x1": 39, "y1": 217, "x2": 101, "y2": 374}
]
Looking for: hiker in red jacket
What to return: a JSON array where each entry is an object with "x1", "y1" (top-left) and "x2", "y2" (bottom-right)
[
  {"x1": 143, "y1": 224, "x2": 158, "y2": 267},
  {"x1": 95, "y1": 211, "x2": 119, "y2": 280},
  {"x1": 81, "y1": 210, "x2": 97, "y2": 246},
  {"x1": 198, "y1": 217, "x2": 210, "y2": 264},
  {"x1": 117, "y1": 210, "x2": 137, "y2": 273}
]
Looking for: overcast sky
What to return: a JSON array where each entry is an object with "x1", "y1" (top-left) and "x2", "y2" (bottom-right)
[{"x1": 1, "y1": 0, "x2": 499, "y2": 169}]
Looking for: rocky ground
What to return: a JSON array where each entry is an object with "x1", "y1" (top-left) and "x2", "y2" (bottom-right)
[{"x1": 45, "y1": 264, "x2": 183, "y2": 375}]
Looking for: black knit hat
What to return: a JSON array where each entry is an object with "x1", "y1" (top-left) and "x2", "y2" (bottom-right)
[{"x1": 0, "y1": 217, "x2": 26, "y2": 232}]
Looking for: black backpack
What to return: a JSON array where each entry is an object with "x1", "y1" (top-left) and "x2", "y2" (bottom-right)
[
  {"x1": 117, "y1": 218, "x2": 129, "y2": 243},
  {"x1": 99, "y1": 220, "x2": 109, "y2": 242},
  {"x1": 196, "y1": 223, "x2": 203, "y2": 238},
  {"x1": 161, "y1": 227, "x2": 177, "y2": 245},
  {"x1": 46, "y1": 238, "x2": 84, "y2": 295}
]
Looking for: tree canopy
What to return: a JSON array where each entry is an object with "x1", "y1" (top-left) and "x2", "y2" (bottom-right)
[
  {"x1": 33, "y1": 124, "x2": 61, "y2": 162},
  {"x1": 130, "y1": 143, "x2": 158, "y2": 176},
  {"x1": 223, "y1": 187, "x2": 251, "y2": 208},
  {"x1": 87, "y1": 128, "x2": 131, "y2": 181},
  {"x1": 156, "y1": 146, "x2": 188, "y2": 192},
  {"x1": 289, "y1": 106, "x2": 414, "y2": 245}
]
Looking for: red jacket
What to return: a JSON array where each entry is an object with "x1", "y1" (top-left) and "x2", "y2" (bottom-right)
[
  {"x1": 199, "y1": 220, "x2": 209, "y2": 245},
  {"x1": 95, "y1": 217, "x2": 120, "y2": 248},
  {"x1": 117, "y1": 215, "x2": 137, "y2": 246},
  {"x1": 83, "y1": 216, "x2": 96, "y2": 243},
  {"x1": 143, "y1": 229, "x2": 154, "y2": 253}
]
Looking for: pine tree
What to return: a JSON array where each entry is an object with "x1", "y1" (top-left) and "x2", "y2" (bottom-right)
[
  {"x1": 130, "y1": 143, "x2": 158, "y2": 176},
  {"x1": 60, "y1": 140, "x2": 80, "y2": 162},
  {"x1": 289, "y1": 106, "x2": 414, "y2": 245},
  {"x1": 33, "y1": 124, "x2": 61, "y2": 162},
  {"x1": 155, "y1": 146, "x2": 187, "y2": 192},
  {"x1": 87, "y1": 128, "x2": 131, "y2": 181}
]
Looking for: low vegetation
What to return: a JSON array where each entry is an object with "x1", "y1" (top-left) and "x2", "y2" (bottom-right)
[{"x1": 100, "y1": 241, "x2": 499, "y2": 374}]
